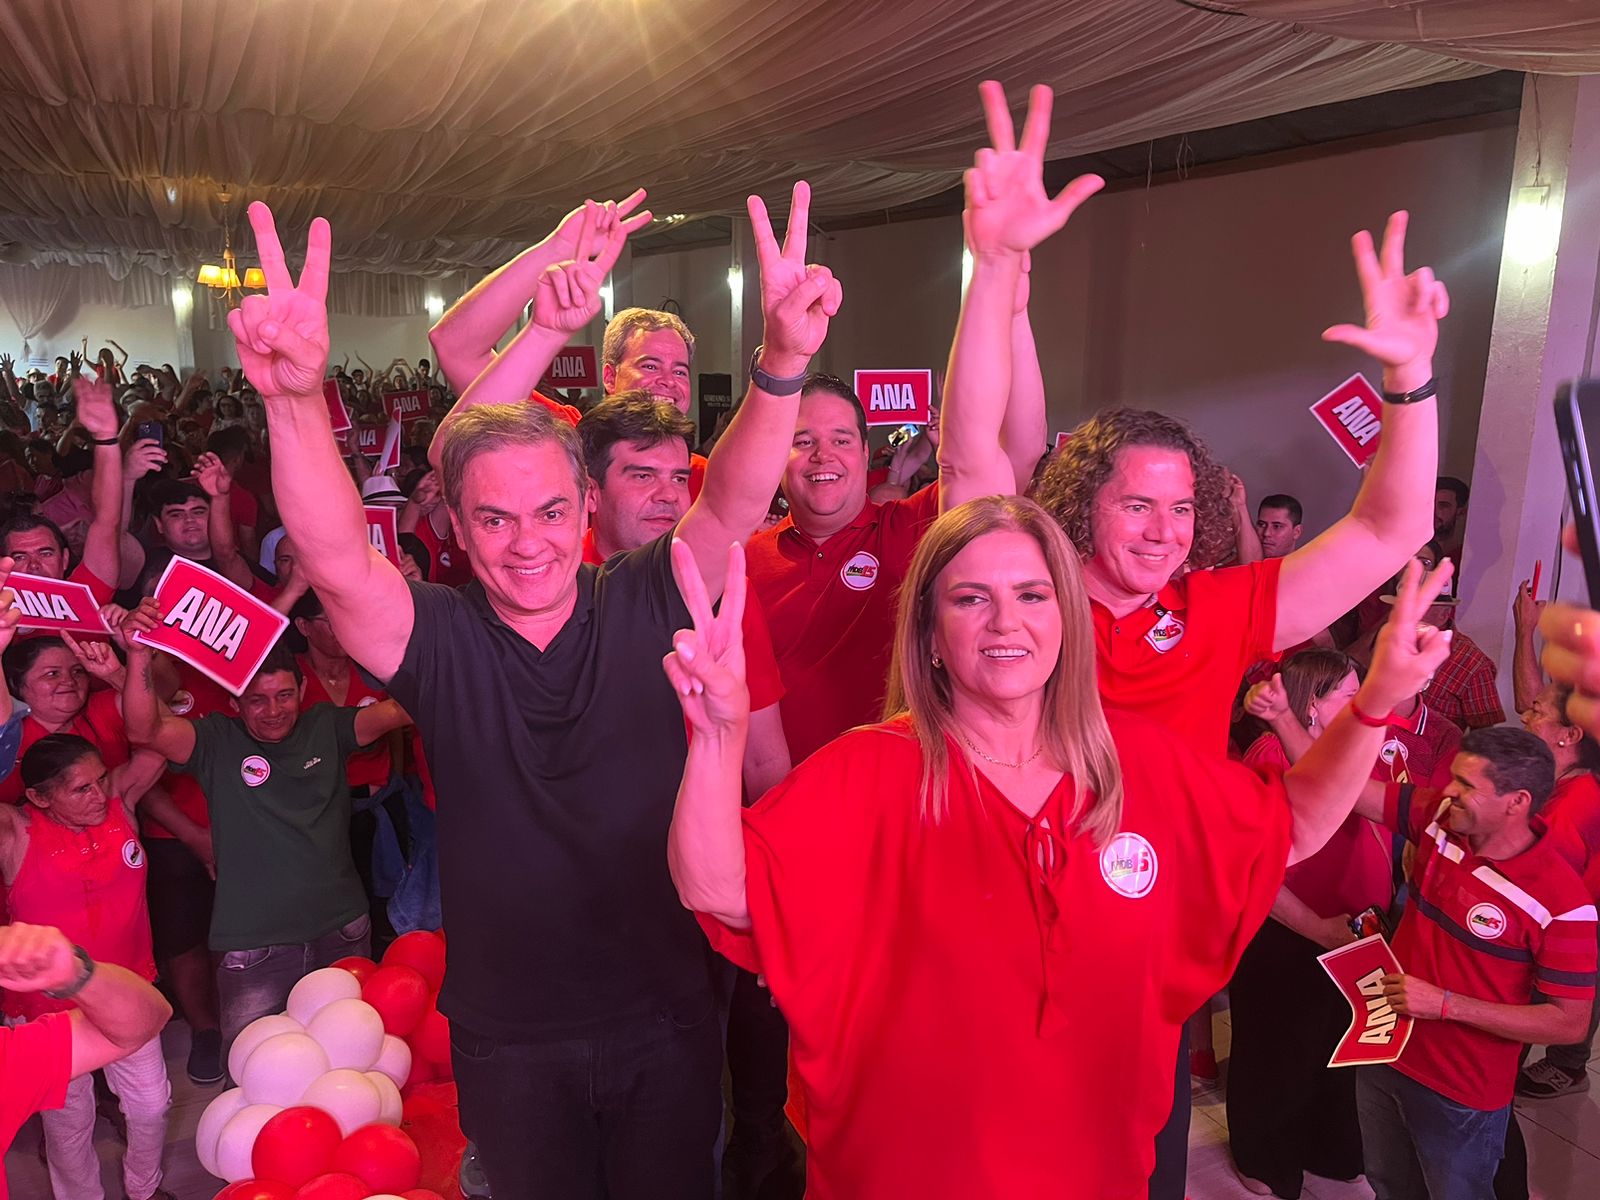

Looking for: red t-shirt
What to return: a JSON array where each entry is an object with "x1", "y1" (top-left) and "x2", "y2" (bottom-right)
[
  {"x1": 0, "y1": 1013, "x2": 70, "y2": 1190},
  {"x1": 141, "y1": 661, "x2": 232, "y2": 840},
  {"x1": 1243, "y1": 734, "x2": 1392, "y2": 919},
  {"x1": 0, "y1": 690, "x2": 130, "y2": 808},
  {"x1": 1385, "y1": 783, "x2": 1598, "y2": 1110},
  {"x1": 299, "y1": 656, "x2": 393, "y2": 791},
  {"x1": 413, "y1": 513, "x2": 474, "y2": 589},
  {"x1": 1092, "y1": 558, "x2": 1282, "y2": 757},
  {"x1": 688, "y1": 453, "x2": 707, "y2": 501},
  {"x1": 230, "y1": 486, "x2": 260, "y2": 535},
  {"x1": 1378, "y1": 700, "x2": 1461, "y2": 788},
  {"x1": 700, "y1": 711, "x2": 1291, "y2": 1198},
  {"x1": 1544, "y1": 772, "x2": 1600, "y2": 900},
  {"x1": 69, "y1": 559, "x2": 114, "y2": 607},
  {"x1": 746, "y1": 485, "x2": 940, "y2": 765}
]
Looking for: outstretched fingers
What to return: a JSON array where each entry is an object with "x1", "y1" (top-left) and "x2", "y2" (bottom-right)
[
  {"x1": 247, "y1": 202, "x2": 293, "y2": 293},
  {"x1": 670, "y1": 536, "x2": 717, "y2": 637},
  {"x1": 298, "y1": 217, "x2": 332, "y2": 304},
  {"x1": 979, "y1": 79, "x2": 1016, "y2": 153},
  {"x1": 783, "y1": 180, "x2": 811, "y2": 263},
  {"x1": 1018, "y1": 84, "x2": 1053, "y2": 161}
]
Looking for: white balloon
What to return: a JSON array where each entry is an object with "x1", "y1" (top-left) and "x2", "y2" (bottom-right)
[
  {"x1": 365, "y1": 1069, "x2": 403, "y2": 1125},
  {"x1": 240, "y1": 1032, "x2": 330, "y2": 1107},
  {"x1": 299, "y1": 1068, "x2": 382, "y2": 1136},
  {"x1": 215, "y1": 1102, "x2": 282, "y2": 1182},
  {"x1": 194, "y1": 1087, "x2": 249, "y2": 1178},
  {"x1": 286, "y1": 966, "x2": 362, "y2": 1025},
  {"x1": 372, "y1": 1033, "x2": 412, "y2": 1088},
  {"x1": 226, "y1": 1012, "x2": 302, "y2": 1085},
  {"x1": 307, "y1": 996, "x2": 385, "y2": 1071}
]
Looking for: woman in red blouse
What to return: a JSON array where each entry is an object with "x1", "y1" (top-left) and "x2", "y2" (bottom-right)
[{"x1": 661, "y1": 496, "x2": 1453, "y2": 1199}]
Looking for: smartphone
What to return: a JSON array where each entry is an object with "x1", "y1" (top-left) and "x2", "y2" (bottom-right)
[
  {"x1": 135, "y1": 420, "x2": 165, "y2": 447},
  {"x1": 1555, "y1": 380, "x2": 1600, "y2": 602}
]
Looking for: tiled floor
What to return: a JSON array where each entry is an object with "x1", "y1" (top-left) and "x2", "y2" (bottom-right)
[{"x1": 6, "y1": 1009, "x2": 1600, "y2": 1199}]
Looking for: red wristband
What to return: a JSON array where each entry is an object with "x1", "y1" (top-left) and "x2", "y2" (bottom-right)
[{"x1": 1349, "y1": 701, "x2": 1393, "y2": 728}]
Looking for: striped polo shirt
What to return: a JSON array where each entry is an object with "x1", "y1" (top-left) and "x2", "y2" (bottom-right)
[{"x1": 1385, "y1": 783, "x2": 1598, "y2": 1110}]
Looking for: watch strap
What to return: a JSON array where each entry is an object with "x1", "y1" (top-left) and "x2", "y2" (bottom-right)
[
  {"x1": 1381, "y1": 377, "x2": 1438, "y2": 406},
  {"x1": 749, "y1": 346, "x2": 808, "y2": 397},
  {"x1": 44, "y1": 945, "x2": 95, "y2": 1000}
]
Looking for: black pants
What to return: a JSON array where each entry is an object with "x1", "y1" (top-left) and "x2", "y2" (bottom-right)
[
  {"x1": 1227, "y1": 920, "x2": 1364, "y2": 1198},
  {"x1": 451, "y1": 995, "x2": 724, "y2": 1200},
  {"x1": 1148, "y1": 1028, "x2": 1189, "y2": 1200},
  {"x1": 726, "y1": 967, "x2": 790, "y2": 1138}
]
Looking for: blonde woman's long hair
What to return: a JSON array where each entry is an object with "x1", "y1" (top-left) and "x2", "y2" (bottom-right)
[{"x1": 882, "y1": 496, "x2": 1124, "y2": 846}]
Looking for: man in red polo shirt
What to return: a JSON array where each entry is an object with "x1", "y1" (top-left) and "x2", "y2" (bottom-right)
[
  {"x1": 0, "y1": 375, "x2": 127, "y2": 603},
  {"x1": 1345, "y1": 728, "x2": 1597, "y2": 1199},
  {"x1": 0, "y1": 922, "x2": 172, "y2": 1200},
  {"x1": 1019, "y1": 194, "x2": 1447, "y2": 1200}
]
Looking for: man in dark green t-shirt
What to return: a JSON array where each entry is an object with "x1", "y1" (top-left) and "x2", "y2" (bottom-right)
[{"x1": 119, "y1": 603, "x2": 411, "y2": 1059}]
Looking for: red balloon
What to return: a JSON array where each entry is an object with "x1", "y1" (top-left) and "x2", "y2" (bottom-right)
[
  {"x1": 290, "y1": 1174, "x2": 367, "y2": 1200},
  {"x1": 331, "y1": 1123, "x2": 423, "y2": 1194},
  {"x1": 251, "y1": 1106, "x2": 342, "y2": 1187},
  {"x1": 330, "y1": 955, "x2": 377, "y2": 986},
  {"x1": 361, "y1": 964, "x2": 430, "y2": 1037},
  {"x1": 215, "y1": 1182, "x2": 294, "y2": 1200},
  {"x1": 382, "y1": 931, "x2": 446, "y2": 990},
  {"x1": 412, "y1": 1006, "x2": 450, "y2": 1065}
]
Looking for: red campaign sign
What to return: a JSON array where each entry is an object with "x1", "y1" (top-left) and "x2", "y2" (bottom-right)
[
  {"x1": 374, "y1": 419, "x2": 403, "y2": 474},
  {"x1": 1310, "y1": 373, "x2": 1384, "y2": 469},
  {"x1": 134, "y1": 557, "x2": 290, "y2": 697},
  {"x1": 1054, "y1": 431, "x2": 1073, "y2": 452},
  {"x1": 365, "y1": 505, "x2": 403, "y2": 568},
  {"x1": 855, "y1": 369, "x2": 932, "y2": 427},
  {"x1": 353, "y1": 425, "x2": 383, "y2": 456},
  {"x1": 538, "y1": 345, "x2": 599, "y2": 391},
  {"x1": 7, "y1": 571, "x2": 112, "y2": 634},
  {"x1": 383, "y1": 388, "x2": 429, "y2": 424},
  {"x1": 1317, "y1": 934, "x2": 1414, "y2": 1068},
  {"x1": 323, "y1": 378, "x2": 352, "y2": 435}
]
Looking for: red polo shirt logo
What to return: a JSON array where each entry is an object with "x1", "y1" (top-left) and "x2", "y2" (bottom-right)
[
  {"x1": 840, "y1": 551, "x2": 881, "y2": 591},
  {"x1": 1144, "y1": 610, "x2": 1185, "y2": 653},
  {"x1": 1100, "y1": 832, "x2": 1158, "y2": 899},
  {"x1": 1467, "y1": 902, "x2": 1507, "y2": 939},
  {"x1": 121, "y1": 839, "x2": 143, "y2": 869}
]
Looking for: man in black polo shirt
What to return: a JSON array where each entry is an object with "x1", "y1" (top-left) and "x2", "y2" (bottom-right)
[{"x1": 230, "y1": 187, "x2": 844, "y2": 1197}]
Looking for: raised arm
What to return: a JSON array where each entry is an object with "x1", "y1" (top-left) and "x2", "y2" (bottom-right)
[
  {"x1": 230, "y1": 203, "x2": 414, "y2": 682},
  {"x1": 1281, "y1": 558, "x2": 1454, "y2": 863},
  {"x1": 1275, "y1": 213, "x2": 1446, "y2": 649},
  {"x1": 1512, "y1": 579, "x2": 1547, "y2": 714},
  {"x1": 429, "y1": 189, "x2": 650, "y2": 395},
  {"x1": 119, "y1": 601, "x2": 198, "y2": 765},
  {"x1": 1229, "y1": 474, "x2": 1264, "y2": 566},
  {"x1": 192, "y1": 452, "x2": 254, "y2": 591},
  {"x1": 940, "y1": 82, "x2": 1101, "y2": 511},
  {"x1": 663, "y1": 540, "x2": 751, "y2": 927},
  {"x1": 676, "y1": 181, "x2": 841, "y2": 599},
  {"x1": 65, "y1": 377, "x2": 125, "y2": 590},
  {"x1": 1002, "y1": 295, "x2": 1048, "y2": 493},
  {"x1": 353, "y1": 697, "x2": 412, "y2": 745}
]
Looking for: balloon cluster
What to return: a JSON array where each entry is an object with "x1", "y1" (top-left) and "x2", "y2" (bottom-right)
[{"x1": 200, "y1": 931, "x2": 452, "y2": 1200}]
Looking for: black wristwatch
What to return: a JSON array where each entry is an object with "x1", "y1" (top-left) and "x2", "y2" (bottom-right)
[
  {"x1": 749, "y1": 346, "x2": 808, "y2": 397},
  {"x1": 1381, "y1": 377, "x2": 1438, "y2": 406},
  {"x1": 44, "y1": 945, "x2": 95, "y2": 1000}
]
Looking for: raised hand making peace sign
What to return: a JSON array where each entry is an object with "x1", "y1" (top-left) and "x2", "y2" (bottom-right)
[
  {"x1": 662, "y1": 537, "x2": 749, "y2": 740},
  {"x1": 965, "y1": 81, "x2": 1103, "y2": 258},
  {"x1": 227, "y1": 202, "x2": 332, "y2": 400},
  {"x1": 747, "y1": 181, "x2": 841, "y2": 371},
  {"x1": 531, "y1": 199, "x2": 640, "y2": 334},
  {"x1": 1323, "y1": 211, "x2": 1449, "y2": 391}
]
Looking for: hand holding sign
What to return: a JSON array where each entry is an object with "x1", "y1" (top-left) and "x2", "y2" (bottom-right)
[
  {"x1": 966, "y1": 82, "x2": 1103, "y2": 257},
  {"x1": 1317, "y1": 934, "x2": 1415, "y2": 1067},
  {"x1": 663, "y1": 538, "x2": 749, "y2": 738},
  {"x1": 1362, "y1": 556, "x2": 1456, "y2": 715},
  {"x1": 133, "y1": 558, "x2": 291, "y2": 696},
  {"x1": 1322, "y1": 211, "x2": 1449, "y2": 391},
  {"x1": 748, "y1": 181, "x2": 841, "y2": 371},
  {"x1": 0, "y1": 556, "x2": 18, "y2": 656},
  {"x1": 229, "y1": 201, "x2": 332, "y2": 401},
  {"x1": 532, "y1": 200, "x2": 632, "y2": 335},
  {"x1": 1378, "y1": 971, "x2": 1446, "y2": 1021}
]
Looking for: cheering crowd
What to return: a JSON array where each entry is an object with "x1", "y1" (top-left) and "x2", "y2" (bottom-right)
[{"x1": 1, "y1": 78, "x2": 1599, "y2": 1200}]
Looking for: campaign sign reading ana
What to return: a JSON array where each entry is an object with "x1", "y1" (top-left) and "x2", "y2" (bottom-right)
[
  {"x1": 1310, "y1": 373, "x2": 1385, "y2": 469},
  {"x1": 323, "y1": 379, "x2": 353, "y2": 435},
  {"x1": 855, "y1": 369, "x2": 932, "y2": 427},
  {"x1": 7, "y1": 572, "x2": 112, "y2": 634},
  {"x1": 353, "y1": 425, "x2": 383, "y2": 456},
  {"x1": 383, "y1": 388, "x2": 429, "y2": 424},
  {"x1": 1316, "y1": 934, "x2": 1414, "y2": 1067},
  {"x1": 539, "y1": 345, "x2": 599, "y2": 391},
  {"x1": 365, "y1": 505, "x2": 403, "y2": 568},
  {"x1": 135, "y1": 557, "x2": 290, "y2": 696}
]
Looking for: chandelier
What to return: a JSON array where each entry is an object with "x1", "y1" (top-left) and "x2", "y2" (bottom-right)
[{"x1": 196, "y1": 191, "x2": 267, "y2": 306}]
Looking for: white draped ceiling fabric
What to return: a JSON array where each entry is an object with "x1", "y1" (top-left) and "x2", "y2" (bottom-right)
[{"x1": 0, "y1": 0, "x2": 1593, "y2": 314}]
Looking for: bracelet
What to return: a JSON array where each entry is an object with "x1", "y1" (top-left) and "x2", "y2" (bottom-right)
[
  {"x1": 1348, "y1": 701, "x2": 1393, "y2": 728},
  {"x1": 43, "y1": 945, "x2": 95, "y2": 1000},
  {"x1": 1381, "y1": 377, "x2": 1438, "y2": 406},
  {"x1": 90, "y1": 436, "x2": 119, "y2": 445},
  {"x1": 1440, "y1": 988, "x2": 1452, "y2": 1020}
]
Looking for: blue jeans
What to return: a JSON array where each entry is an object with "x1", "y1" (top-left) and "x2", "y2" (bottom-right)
[
  {"x1": 216, "y1": 912, "x2": 372, "y2": 1072},
  {"x1": 451, "y1": 992, "x2": 723, "y2": 1200},
  {"x1": 1357, "y1": 1063, "x2": 1509, "y2": 1200}
]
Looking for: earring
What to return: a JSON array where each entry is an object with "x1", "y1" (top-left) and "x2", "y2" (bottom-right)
[
  {"x1": 1559, "y1": 739, "x2": 1569, "y2": 746},
  {"x1": 931, "y1": 654, "x2": 943, "y2": 668}
]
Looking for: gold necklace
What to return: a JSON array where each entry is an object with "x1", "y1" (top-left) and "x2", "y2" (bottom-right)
[{"x1": 960, "y1": 731, "x2": 1043, "y2": 769}]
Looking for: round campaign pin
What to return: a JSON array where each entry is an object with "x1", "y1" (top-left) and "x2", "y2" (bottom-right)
[
  {"x1": 840, "y1": 550, "x2": 881, "y2": 591},
  {"x1": 1099, "y1": 831, "x2": 1159, "y2": 899},
  {"x1": 240, "y1": 755, "x2": 272, "y2": 788}
]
